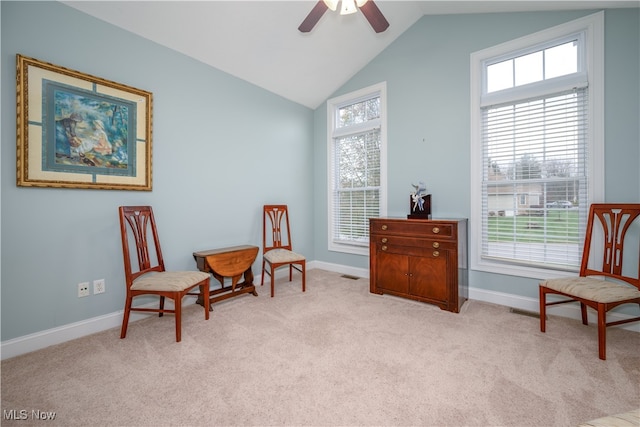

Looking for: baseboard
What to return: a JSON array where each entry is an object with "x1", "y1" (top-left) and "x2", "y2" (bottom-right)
[
  {"x1": 1, "y1": 311, "x2": 128, "y2": 361},
  {"x1": 311, "y1": 260, "x2": 369, "y2": 279},
  {"x1": 469, "y1": 287, "x2": 640, "y2": 333},
  {"x1": 0, "y1": 269, "x2": 290, "y2": 360},
  {"x1": 2, "y1": 263, "x2": 637, "y2": 360}
]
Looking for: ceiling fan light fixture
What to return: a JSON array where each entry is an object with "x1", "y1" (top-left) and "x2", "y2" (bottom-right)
[
  {"x1": 340, "y1": 0, "x2": 358, "y2": 15},
  {"x1": 299, "y1": 0, "x2": 388, "y2": 33},
  {"x1": 322, "y1": 0, "x2": 339, "y2": 11}
]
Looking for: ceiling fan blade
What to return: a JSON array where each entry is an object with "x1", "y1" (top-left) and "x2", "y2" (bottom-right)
[
  {"x1": 359, "y1": 0, "x2": 389, "y2": 33},
  {"x1": 298, "y1": 1, "x2": 329, "y2": 33}
]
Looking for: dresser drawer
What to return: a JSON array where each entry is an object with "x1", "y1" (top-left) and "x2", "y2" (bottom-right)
[
  {"x1": 370, "y1": 219, "x2": 454, "y2": 239},
  {"x1": 376, "y1": 242, "x2": 451, "y2": 258},
  {"x1": 372, "y1": 235, "x2": 455, "y2": 250}
]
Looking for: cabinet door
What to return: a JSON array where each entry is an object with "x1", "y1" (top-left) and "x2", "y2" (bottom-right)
[
  {"x1": 409, "y1": 252, "x2": 448, "y2": 302},
  {"x1": 376, "y1": 250, "x2": 409, "y2": 294}
]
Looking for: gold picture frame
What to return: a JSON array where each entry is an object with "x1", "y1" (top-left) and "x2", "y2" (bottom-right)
[{"x1": 16, "y1": 54, "x2": 153, "y2": 190}]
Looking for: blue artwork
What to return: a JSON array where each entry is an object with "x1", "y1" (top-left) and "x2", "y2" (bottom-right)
[{"x1": 44, "y1": 80, "x2": 136, "y2": 176}]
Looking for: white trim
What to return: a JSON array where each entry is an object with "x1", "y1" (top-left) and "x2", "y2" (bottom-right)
[
  {"x1": 1, "y1": 310, "x2": 128, "y2": 361},
  {"x1": 312, "y1": 260, "x2": 369, "y2": 279},
  {"x1": 469, "y1": 287, "x2": 640, "y2": 333},
  {"x1": 481, "y1": 72, "x2": 588, "y2": 108},
  {"x1": 470, "y1": 12, "x2": 605, "y2": 280},
  {"x1": 0, "y1": 265, "x2": 311, "y2": 360},
  {"x1": 2, "y1": 260, "x2": 636, "y2": 360}
]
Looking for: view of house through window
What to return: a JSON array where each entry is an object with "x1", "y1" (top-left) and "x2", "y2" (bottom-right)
[
  {"x1": 483, "y1": 89, "x2": 588, "y2": 270},
  {"x1": 327, "y1": 83, "x2": 387, "y2": 255},
  {"x1": 471, "y1": 13, "x2": 603, "y2": 278}
]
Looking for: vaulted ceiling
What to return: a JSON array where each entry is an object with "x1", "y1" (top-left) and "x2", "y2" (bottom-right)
[{"x1": 63, "y1": 1, "x2": 637, "y2": 109}]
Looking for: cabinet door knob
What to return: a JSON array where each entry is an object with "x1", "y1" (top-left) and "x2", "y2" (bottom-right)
[
  {"x1": 432, "y1": 242, "x2": 440, "y2": 248},
  {"x1": 433, "y1": 251, "x2": 440, "y2": 257},
  {"x1": 381, "y1": 238, "x2": 388, "y2": 243},
  {"x1": 432, "y1": 227, "x2": 440, "y2": 234},
  {"x1": 381, "y1": 245, "x2": 388, "y2": 251},
  {"x1": 381, "y1": 225, "x2": 388, "y2": 230}
]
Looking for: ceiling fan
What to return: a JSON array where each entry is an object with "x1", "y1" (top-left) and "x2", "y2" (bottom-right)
[{"x1": 298, "y1": 0, "x2": 390, "y2": 33}]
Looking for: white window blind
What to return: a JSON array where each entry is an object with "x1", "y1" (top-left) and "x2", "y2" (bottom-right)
[
  {"x1": 332, "y1": 129, "x2": 381, "y2": 247},
  {"x1": 481, "y1": 88, "x2": 588, "y2": 271}
]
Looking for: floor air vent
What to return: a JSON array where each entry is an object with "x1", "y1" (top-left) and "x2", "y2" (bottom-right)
[
  {"x1": 510, "y1": 307, "x2": 546, "y2": 319},
  {"x1": 341, "y1": 274, "x2": 360, "y2": 280}
]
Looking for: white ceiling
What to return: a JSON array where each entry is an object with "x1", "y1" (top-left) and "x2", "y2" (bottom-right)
[{"x1": 63, "y1": 1, "x2": 637, "y2": 109}]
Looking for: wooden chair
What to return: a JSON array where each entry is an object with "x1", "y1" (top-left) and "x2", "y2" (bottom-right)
[
  {"x1": 261, "y1": 205, "x2": 306, "y2": 297},
  {"x1": 119, "y1": 206, "x2": 210, "y2": 342},
  {"x1": 539, "y1": 203, "x2": 640, "y2": 360}
]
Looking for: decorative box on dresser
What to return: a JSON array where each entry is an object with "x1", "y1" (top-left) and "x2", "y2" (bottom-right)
[{"x1": 369, "y1": 217, "x2": 468, "y2": 313}]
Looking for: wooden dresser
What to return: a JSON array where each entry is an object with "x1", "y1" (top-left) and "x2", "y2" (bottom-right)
[{"x1": 369, "y1": 218, "x2": 468, "y2": 313}]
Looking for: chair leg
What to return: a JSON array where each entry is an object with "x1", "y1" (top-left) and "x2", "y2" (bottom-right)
[
  {"x1": 200, "y1": 283, "x2": 210, "y2": 319},
  {"x1": 539, "y1": 286, "x2": 546, "y2": 333},
  {"x1": 120, "y1": 295, "x2": 133, "y2": 339},
  {"x1": 270, "y1": 265, "x2": 276, "y2": 297},
  {"x1": 159, "y1": 296, "x2": 165, "y2": 318},
  {"x1": 581, "y1": 302, "x2": 589, "y2": 325},
  {"x1": 301, "y1": 262, "x2": 306, "y2": 293},
  {"x1": 597, "y1": 303, "x2": 607, "y2": 360},
  {"x1": 174, "y1": 295, "x2": 182, "y2": 343},
  {"x1": 289, "y1": 264, "x2": 293, "y2": 282}
]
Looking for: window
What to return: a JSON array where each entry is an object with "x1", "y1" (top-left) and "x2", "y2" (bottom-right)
[
  {"x1": 327, "y1": 82, "x2": 387, "y2": 255},
  {"x1": 470, "y1": 13, "x2": 604, "y2": 279}
]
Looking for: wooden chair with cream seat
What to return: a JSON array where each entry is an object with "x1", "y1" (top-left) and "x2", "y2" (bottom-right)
[
  {"x1": 119, "y1": 206, "x2": 210, "y2": 342},
  {"x1": 539, "y1": 203, "x2": 640, "y2": 360},
  {"x1": 261, "y1": 204, "x2": 306, "y2": 297}
]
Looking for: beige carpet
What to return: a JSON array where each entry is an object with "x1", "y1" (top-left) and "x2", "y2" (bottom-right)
[{"x1": 2, "y1": 269, "x2": 639, "y2": 426}]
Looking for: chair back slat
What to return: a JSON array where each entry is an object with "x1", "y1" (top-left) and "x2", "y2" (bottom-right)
[
  {"x1": 581, "y1": 204, "x2": 640, "y2": 289},
  {"x1": 119, "y1": 206, "x2": 166, "y2": 287},
  {"x1": 263, "y1": 205, "x2": 293, "y2": 252}
]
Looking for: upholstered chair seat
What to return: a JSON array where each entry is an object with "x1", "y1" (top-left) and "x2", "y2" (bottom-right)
[
  {"x1": 263, "y1": 248, "x2": 305, "y2": 264},
  {"x1": 542, "y1": 277, "x2": 640, "y2": 303},
  {"x1": 132, "y1": 271, "x2": 212, "y2": 292},
  {"x1": 579, "y1": 408, "x2": 640, "y2": 427}
]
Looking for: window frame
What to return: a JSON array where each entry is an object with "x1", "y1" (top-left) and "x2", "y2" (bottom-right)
[
  {"x1": 470, "y1": 12, "x2": 604, "y2": 280},
  {"x1": 326, "y1": 82, "x2": 388, "y2": 256}
]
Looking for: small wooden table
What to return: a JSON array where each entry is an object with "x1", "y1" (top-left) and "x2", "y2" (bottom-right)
[{"x1": 193, "y1": 245, "x2": 259, "y2": 311}]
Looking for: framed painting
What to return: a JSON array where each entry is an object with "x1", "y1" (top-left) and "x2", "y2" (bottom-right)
[{"x1": 16, "y1": 54, "x2": 153, "y2": 190}]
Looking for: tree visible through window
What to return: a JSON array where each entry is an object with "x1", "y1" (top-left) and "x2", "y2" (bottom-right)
[{"x1": 327, "y1": 83, "x2": 387, "y2": 255}]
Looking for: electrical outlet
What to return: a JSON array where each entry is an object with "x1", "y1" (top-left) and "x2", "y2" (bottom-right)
[
  {"x1": 93, "y1": 279, "x2": 105, "y2": 294},
  {"x1": 78, "y1": 282, "x2": 90, "y2": 298}
]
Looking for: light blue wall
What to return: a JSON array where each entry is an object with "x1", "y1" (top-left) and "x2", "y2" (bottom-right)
[
  {"x1": 1, "y1": 1, "x2": 314, "y2": 341},
  {"x1": 313, "y1": 9, "x2": 640, "y2": 303},
  {"x1": 2, "y1": 3, "x2": 639, "y2": 344}
]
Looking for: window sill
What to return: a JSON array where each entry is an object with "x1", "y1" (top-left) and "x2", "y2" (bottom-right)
[
  {"x1": 472, "y1": 258, "x2": 578, "y2": 280},
  {"x1": 328, "y1": 242, "x2": 369, "y2": 257}
]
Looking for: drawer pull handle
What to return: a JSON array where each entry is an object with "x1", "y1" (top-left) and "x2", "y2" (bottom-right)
[
  {"x1": 432, "y1": 242, "x2": 440, "y2": 249},
  {"x1": 381, "y1": 225, "x2": 388, "y2": 230},
  {"x1": 381, "y1": 238, "x2": 388, "y2": 243},
  {"x1": 432, "y1": 227, "x2": 440, "y2": 234},
  {"x1": 381, "y1": 245, "x2": 388, "y2": 251},
  {"x1": 433, "y1": 251, "x2": 440, "y2": 257}
]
